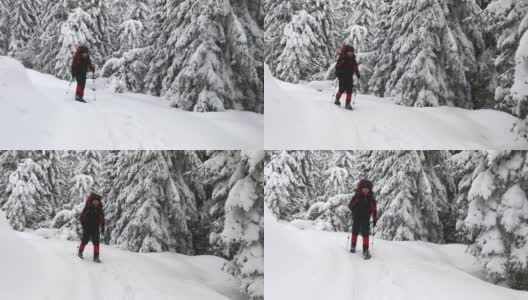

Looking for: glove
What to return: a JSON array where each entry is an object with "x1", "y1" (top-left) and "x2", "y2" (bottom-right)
[
  {"x1": 373, "y1": 220, "x2": 377, "y2": 227},
  {"x1": 101, "y1": 225, "x2": 105, "y2": 235}
]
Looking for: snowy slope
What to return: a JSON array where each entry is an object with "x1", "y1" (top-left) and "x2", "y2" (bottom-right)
[
  {"x1": 0, "y1": 56, "x2": 263, "y2": 149},
  {"x1": 0, "y1": 211, "x2": 246, "y2": 300},
  {"x1": 265, "y1": 66, "x2": 528, "y2": 150},
  {"x1": 265, "y1": 207, "x2": 528, "y2": 300}
]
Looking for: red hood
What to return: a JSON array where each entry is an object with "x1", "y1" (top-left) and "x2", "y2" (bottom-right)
[{"x1": 85, "y1": 194, "x2": 102, "y2": 208}]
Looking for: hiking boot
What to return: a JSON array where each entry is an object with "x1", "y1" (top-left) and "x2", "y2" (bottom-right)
[
  {"x1": 334, "y1": 96, "x2": 341, "y2": 106},
  {"x1": 93, "y1": 253, "x2": 101, "y2": 263},
  {"x1": 363, "y1": 249, "x2": 371, "y2": 259},
  {"x1": 75, "y1": 95, "x2": 86, "y2": 103},
  {"x1": 350, "y1": 245, "x2": 356, "y2": 253},
  {"x1": 78, "y1": 249, "x2": 83, "y2": 259},
  {"x1": 345, "y1": 102, "x2": 353, "y2": 110}
]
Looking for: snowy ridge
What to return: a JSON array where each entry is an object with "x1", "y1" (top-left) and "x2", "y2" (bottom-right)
[
  {"x1": 265, "y1": 66, "x2": 528, "y2": 149},
  {"x1": 0, "y1": 56, "x2": 263, "y2": 149},
  {"x1": 265, "y1": 206, "x2": 528, "y2": 300},
  {"x1": 0, "y1": 211, "x2": 246, "y2": 300}
]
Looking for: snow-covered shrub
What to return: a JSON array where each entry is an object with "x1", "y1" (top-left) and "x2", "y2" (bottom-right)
[
  {"x1": 306, "y1": 193, "x2": 353, "y2": 231},
  {"x1": 101, "y1": 48, "x2": 148, "y2": 93}
]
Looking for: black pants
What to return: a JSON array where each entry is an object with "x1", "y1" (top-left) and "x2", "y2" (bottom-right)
[
  {"x1": 81, "y1": 227, "x2": 100, "y2": 246},
  {"x1": 338, "y1": 76, "x2": 354, "y2": 94},
  {"x1": 352, "y1": 216, "x2": 370, "y2": 238},
  {"x1": 76, "y1": 75, "x2": 87, "y2": 97}
]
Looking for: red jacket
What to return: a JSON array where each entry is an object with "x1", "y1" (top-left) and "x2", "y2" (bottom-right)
[
  {"x1": 348, "y1": 180, "x2": 377, "y2": 221},
  {"x1": 335, "y1": 45, "x2": 360, "y2": 79},
  {"x1": 80, "y1": 194, "x2": 105, "y2": 229},
  {"x1": 71, "y1": 46, "x2": 94, "y2": 77}
]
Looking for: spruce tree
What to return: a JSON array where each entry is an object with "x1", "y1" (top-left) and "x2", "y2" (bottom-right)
[
  {"x1": 361, "y1": 151, "x2": 451, "y2": 242},
  {"x1": 0, "y1": 0, "x2": 11, "y2": 55},
  {"x1": 463, "y1": 151, "x2": 528, "y2": 289},
  {"x1": 369, "y1": 0, "x2": 482, "y2": 108},
  {"x1": 2, "y1": 158, "x2": 54, "y2": 230},
  {"x1": 221, "y1": 151, "x2": 264, "y2": 300},
  {"x1": 489, "y1": 0, "x2": 528, "y2": 117},
  {"x1": 145, "y1": 0, "x2": 263, "y2": 112},
  {"x1": 105, "y1": 151, "x2": 198, "y2": 253},
  {"x1": 264, "y1": 151, "x2": 318, "y2": 220},
  {"x1": 8, "y1": 0, "x2": 39, "y2": 58},
  {"x1": 265, "y1": 0, "x2": 336, "y2": 82}
]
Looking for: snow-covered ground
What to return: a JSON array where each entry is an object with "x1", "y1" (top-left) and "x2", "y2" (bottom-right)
[
  {"x1": 265, "y1": 207, "x2": 528, "y2": 300},
  {"x1": 0, "y1": 56, "x2": 263, "y2": 149},
  {"x1": 0, "y1": 211, "x2": 246, "y2": 300},
  {"x1": 265, "y1": 66, "x2": 528, "y2": 149}
]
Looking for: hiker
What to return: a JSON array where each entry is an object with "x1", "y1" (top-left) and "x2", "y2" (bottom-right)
[
  {"x1": 335, "y1": 45, "x2": 360, "y2": 110},
  {"x1": 78, "y1": 192, "x2": 105, "y2": 263},
  {"x1": 71, "y1": 46, "x2": 94, "y2": 103},
  {"x1": 348, "y1": 179, "x2": 377, "y2": 259}
]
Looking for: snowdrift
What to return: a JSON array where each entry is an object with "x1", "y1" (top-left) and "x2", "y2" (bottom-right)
[
  {"x1": 0, "y1": 211, "x2": 246, "y2": 300},
  {"x1": 265, "y1": 66, "x2": 528, "y2": 149},
  {"x1": 264, "y1": 207, "x2": 528, "y2": 300},
  {"x1": 0, "y1": 56, "x2": 263, "y2": 149}
]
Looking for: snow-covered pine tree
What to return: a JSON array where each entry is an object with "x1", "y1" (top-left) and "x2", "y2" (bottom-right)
[
  {"x1": 463, "y1": 151, "x2": 528, "y2": 289},
  {"x1": 448, "y1": 151, "x2": 484, "y2": 243},
  {"x1": 145, "y1": 0, "x2": 263, "y2": 112},
  {"x1": 76, "y1": 150, "x2": 102, "y2": 189},
  {"x1": 53, "y1": 0, "x2": 113, "y2": 79},
  {"x1": 102, "y1": 0, "x2": 150, "y2": 93},
  {"x1": 0, "y1": 0, "x2": 12, "y2": 55},
  {"x1": 82, "y1": 0, "x2": 113, "y2": 64},
  {"x1": 34, "y1": 0, "x2": 71, "y2": 74},
  {"x1": 0, "y1": 151, "x2": 21, "y2": 206},
  {"x1": 368, "y1": 0, "x2": 393, "y2": 97},
  {"x1": 344, "y1": 0, "x2": 374, "y2": 51},
  {"x1": 227, "y1": 0, "x2": 265, "y2": 113},
  {"x1": 193, "y1": 151, "x2": 242, "y2": 256},
  {"x1": 265, "y1": 0, "x2": 336, "y2": 82},
  {"x1": 54, "y1": 8, "x2": 98, "y2": 80},
  {"x1": 104, "y1": 151, "x2": 198, "y2": 253},
  {"x1": 369, "y1": 0, "x2": 479, "y2": 108},
  {"x1": 221, "y1": 150, "x2": 264, "y2": 300},
  {"x1": 322, "y1": 151, "x2": 357, "y2": 197},
  {"x1": 489, "y1": 0, "x2": 528, "y2": 117},
  {"x1": 8, "y1": 0, "x2": 39, "y2": 58},
  {"x1": 306, "y1": 193, "x2": 353, "y2": 231},
  {"x1": 333, "y1": 0, "x2": 355, "y2": 37},
  {"x1": 264, "y1": 151, "x2": 318, "y2": 221},
  {"x1": 362, "y1": 151, "x2": 452, "y2": 242},
  {"x1": 2, "y1": 158, "x2": 54, "y2": 231}
]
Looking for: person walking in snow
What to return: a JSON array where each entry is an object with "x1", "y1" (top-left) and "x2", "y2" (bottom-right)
[
  {"x1": 78, "y1": 192, "x2": 105, "y2": 263},
  {"x1": 335, "y1": 45, "x2": 361, "y2": 110},
  {"x1": 71, "y1": 45, "x2": 95, "y2": 103},
  {"x1": 348, "y1": 179, "x2": 377, "y2": 259}
]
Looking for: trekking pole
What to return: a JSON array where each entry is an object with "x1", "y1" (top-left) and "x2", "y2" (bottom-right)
[
  {"x1": 66, "y1": 78, "x2": 74, "y2": 96},
  {"x1": 330, "y1": 79, "x2": 338, "y2": 103},
  {"x1": 92, "y1": 71, "x2": 96, "y2": 102},
  {"x1": 372, "y1": 223, "x2": 375, "y2": 248}
]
